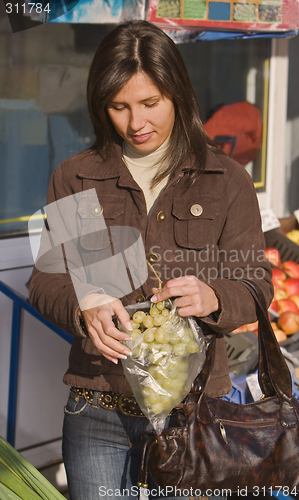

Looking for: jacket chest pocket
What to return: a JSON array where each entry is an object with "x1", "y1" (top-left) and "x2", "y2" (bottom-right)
[
  {"x1": 172, "y1": 195, "x2": 220, "y2": 250},
  {"x1": 78, "y1": 194, "x2": 125, "y2": 251}
]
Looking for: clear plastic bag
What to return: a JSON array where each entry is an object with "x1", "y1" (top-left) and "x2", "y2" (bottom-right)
[{"x1": 119, "y1": 300, "x2": 208, "y2": 434}]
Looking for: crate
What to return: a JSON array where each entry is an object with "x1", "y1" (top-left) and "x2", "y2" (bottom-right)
[
  {"x1": 224, "y1": 370, "x2": 299, "y2": 406},
  {"x1": 225, "y1": 331, "x2": 259, "y2": 378},
  {"x1": 279, "y1": 331, "x2": 299, "y2": 353},
  {"x1": 264, "y1": 229, "x2": 299, "y2": 264},
  {"x1": 223, "y1": 374, "x2": 254, "y2": 404}
]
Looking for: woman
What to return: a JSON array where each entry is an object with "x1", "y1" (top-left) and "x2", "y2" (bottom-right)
[{"x1": 29, "y1": 20, "x2": 273, "y2": 500}]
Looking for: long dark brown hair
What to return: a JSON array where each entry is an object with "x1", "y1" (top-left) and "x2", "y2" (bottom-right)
[{"x1": 87, "y1": 20, "x2": 220, "y2": 186}]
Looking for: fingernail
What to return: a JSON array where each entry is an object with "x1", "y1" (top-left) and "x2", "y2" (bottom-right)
[
  {"x1": 123, "y1": 349, "x2": 132, "y2": 356},
  {"x1": 124, "y1": 336, "x2": 132, "y2": 341},
  {"x1": 151, "y1": 295, "x2": 157, "y2": 303},
  {"x1": 118, "y1": 354, "x2": 127, "y2": 360},
  {"x1": 112, "y1": 359, "x2": 119, "y2": 365},
  {"x1": 126, "y1": 322, "x2": 133, "y2": 331}
]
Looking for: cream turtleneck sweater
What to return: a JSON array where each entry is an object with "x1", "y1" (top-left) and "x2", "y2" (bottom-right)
[{"x1": 122, "y1": 141, "x2": 169, "y2": 214}]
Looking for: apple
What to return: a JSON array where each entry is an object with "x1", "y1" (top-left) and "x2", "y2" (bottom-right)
[
  {"x1": 272, "y1": 268, "x2": 287, "y2": 282},
  {"x1": 277, "y1": 311, "x2": 299, "y2": 335},
  {"x1": 277, "y1": 298, "x2": 299, "y2": 314},
  {"x1": 282, "y1": 261, "x2": 299, "y2": 279},
  {"x1": 232, "y1": 325, "x2": 247, "y2": 334},
  {"x1": 269, "y1": 300, "x2": 278, "y2": 312},
  {"x1": 246, "y1": 321, "x2": 259, "y2": 332},
  {"x1": 271, "y1": 321, "x2": 278, "y2": 330},
  {"x1": 265, "y1": 248, "x2": 282, "y2": 268},
  {"x1": 274, "y1": 288, "x2": 288, "y2": 300},
  {"x1": 289, "y1": 295, "x2": 299, "y2": 309},
  {"x1": 273, "y1": 279, "x2": 287, "y2": 291},
  {"x1": 284, "y1": 278, "x2": 299, "y2": 297},
  {"x1": 274, "y1": 329, "x2": 287, "y2": 343}
]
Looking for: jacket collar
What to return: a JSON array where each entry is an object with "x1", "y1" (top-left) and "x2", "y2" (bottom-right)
[
  {"x1": 76, "y1": 143, "x2": 225, "y2": 184},
  {"x1": 204, "y1": 150, "x2": 226, "y2": 173}
]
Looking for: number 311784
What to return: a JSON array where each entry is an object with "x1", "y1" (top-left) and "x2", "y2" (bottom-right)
[{"x1": 6, "y1": 3, "x2": 51, "y2": 14}]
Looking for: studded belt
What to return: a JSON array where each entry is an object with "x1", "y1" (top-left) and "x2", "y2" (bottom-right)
[
  {"x1": 71, "y1": 387, "x2": 180, "y2": 417},
  {"x1": 71, "y1": 387, "x2": 147, "y2": 417}
]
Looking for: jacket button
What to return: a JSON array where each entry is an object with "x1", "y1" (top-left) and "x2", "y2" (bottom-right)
[
  {"x1": 92, "y1": 204, "x2": 103, "y2": 216},
  {"x1": 190, "y1": 204, "x2": 203, "y2": 217},
  {"x1": 146, "y1": 253, "x2": 159, "y2": 265},
  {"x1": 157, "y1": 211, "x2": 167, "y2": 223},
  {"x1": 136, "y1": 294, "x2": 145, "y2": 303}
]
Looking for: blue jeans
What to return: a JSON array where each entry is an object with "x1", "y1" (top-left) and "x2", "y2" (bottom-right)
[{"x1": 62, "y1": 389, "x2": 227, "y2": 500}]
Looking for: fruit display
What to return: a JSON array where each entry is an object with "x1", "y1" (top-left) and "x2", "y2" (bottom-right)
[
  {"x1": 232, "y1": 248, "x2": 299, "y2": 341},
  {"x1": 119, "y1": 301, "x2": 207, "y2": 433},
  {"x1": 266, "y1": 251, "x2": 299, "y2": 337}
]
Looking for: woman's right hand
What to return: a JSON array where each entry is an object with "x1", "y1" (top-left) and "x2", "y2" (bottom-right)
[{"x1": 80, "y1": 294, "x2": 132, "y2": 365}]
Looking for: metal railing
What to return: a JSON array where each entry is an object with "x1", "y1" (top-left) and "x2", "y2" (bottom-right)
[{"x1": 0, "y1": 280, "x2": 73, "y2": 447}]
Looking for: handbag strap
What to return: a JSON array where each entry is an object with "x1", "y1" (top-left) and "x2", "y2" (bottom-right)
[
  {"x1": 241, "y1": 279, "x2": 292, "y2": 399},
  {"x1": 198, "y1": 280, "x2": 293, "y2": 401}
]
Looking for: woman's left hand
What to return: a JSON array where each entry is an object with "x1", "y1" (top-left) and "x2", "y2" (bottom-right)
[{"x1": 151, "y1": 275, "x2": 219, "y2": 318}]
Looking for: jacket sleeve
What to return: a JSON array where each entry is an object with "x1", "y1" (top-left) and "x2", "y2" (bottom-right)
[
  {"x1": 199, "y1": 164, "x2": 273, "y2": 334},
  {"x1": 29, "y1": 161, "x2": 103, "y2": 338}
]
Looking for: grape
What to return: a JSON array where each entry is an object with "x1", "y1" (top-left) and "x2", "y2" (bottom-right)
[
  {"x1": 143, "y1": 315, "x2": 154, "y2": 328},
  {"x1": 147, "y1": 365, "x2": 157, "y2": 378},
  {"x1": 161, "y1": 308, "x2": 170, "y2": 318},
  {"x1": 142, "y1": 386, "x2": 156, "y2": 397},
  {"x1": 131, "y1": 329, "x2": 141, "y2": 341},
  {"x1": 132, "y1": 311, "x2": 146, "y2": 324},
  {"x1": 186, "y1": 341, "x2": 199, "y2": 353},
  {"x1": 150, "y1": 307, "x2": 160, "y2": 318},
  {"x1": 172, "y1": 377, "x2": 185, "y2": 391},
  {"x1": 132, "y1": 343, "x2": 148, "y2": 359},
  {"x1": 146, "y1": 393, "x2": 163, "y2": 406},
  {"x1": 168, "y1": 334, "x2": 181, "y2": 345},
  {"x1": 159, "y1": 343, "x2": 172, "y2": 356},
  {"x1": 181, "y1": 334, "x2": 190, "y2": 344},
  {"x1": 165, "y1": 357, "x2": 178, "y2": 371},
  {"x1": 131, "y1": 320, "x2": 140, "y2": 330},
  {"x1": 156, "y1": 301, "x2": 165, "y2": 311},
  {"x1": 161, "y1": 378, "x2": 173, "y2": 391},
  {"x1": 173, "y1": 342, "x2": 187, "y2": 356},
  {"x1": 149, "y1": 341, "x2": 162, "y2": 352},
  {"x1": 153, "y1": 315, "x2": 166, "y2": 327},
  {"x1": 154, "y1": 328, "x2": 167, "y2": 344},
  {"x1": 184, "y1": 327, "x2": 194, "y2": 338},
  {"x1": 150, "y1": 402, "x2": 165, "y2": 414},
  {"x1": 166, "y1": 367, "x2": 177, "y2": 379},
  {"x1": 144, "y1": 328, "x2": 156, "y2": 343},
  {"x1": 154, "y1": 366, "x2": 168, "y2": 380}
]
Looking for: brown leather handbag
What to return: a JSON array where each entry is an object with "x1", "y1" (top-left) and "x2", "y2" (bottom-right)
[{"x1": 139, "y1": 280, "x2": 299, "y2": 493}]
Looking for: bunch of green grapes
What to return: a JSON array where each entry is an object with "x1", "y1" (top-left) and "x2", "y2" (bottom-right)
[{"x1": 129, "y1": 302, "x2": 199, "y2": 415}]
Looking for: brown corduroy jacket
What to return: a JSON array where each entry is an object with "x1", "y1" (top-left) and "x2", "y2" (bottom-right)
[{"x1": 29, "y1": 144, "x2": 273, "y2": 397}]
